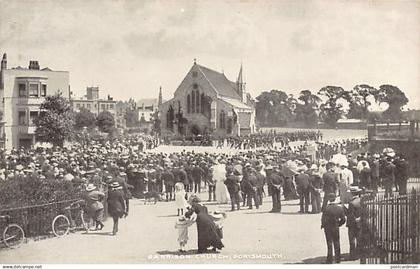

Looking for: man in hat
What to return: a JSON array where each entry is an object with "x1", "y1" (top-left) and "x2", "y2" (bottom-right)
[
  {"x1": 370, "y1": 154, "x2": 380, "y2": 193},
  {"x1": 345, "y1": 188, "x2": 363, "y2": 260},
  {"x1": 382, "y1": 157, "x2": 396, "y2": 198},
  {"x1": 295, "y1": 167, "x2": 310, "y2": 213},
  {"x1": 267, "y1": 165, "x2": 284, "y2": 213},
  {"x1": 309, "y1": 164, "x2": 323, "y2": 214},
  {"x1": 321, "y1": 193, "x2": 346, "y2": 264},
  {"x1": 162, "y1": 165, "x2": 175, "y2": 201},
  {"x1": 395, "y1": 156, "x2": 409, "y2": 195},
  {"x1": 322, "y1": 162, "x2": 338, "y2": 211},
  {"x1": 192, "y1": 163, "x2": 204, "y2": 193},
  {"x1": 83, "y1": 183, "x2": 105, "y2": 231}
]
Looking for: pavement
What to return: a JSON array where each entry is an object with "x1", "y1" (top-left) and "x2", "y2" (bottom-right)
[{"x1": 0, "y1": 188, "x2": 359, "y2": 264}]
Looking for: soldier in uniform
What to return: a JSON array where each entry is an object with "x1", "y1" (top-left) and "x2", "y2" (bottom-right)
[
  {"x1": 162, "y1": 165, "x2": 175, "y2": 201},
  {"x1": 321, "y1": 193, "x2": 346, "y2": 264}
]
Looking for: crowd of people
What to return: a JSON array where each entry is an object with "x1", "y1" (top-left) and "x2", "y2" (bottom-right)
[{"x1": 0, "y1": 129, "x2": 410, "y2": 260}]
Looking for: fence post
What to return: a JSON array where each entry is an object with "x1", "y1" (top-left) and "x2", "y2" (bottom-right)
[
  {"x1": 360, "y1": 195, "x2": 368, "y2": 264},
  {"x1": 410, "y1": 188, "x2": 418, "y2": 263}
]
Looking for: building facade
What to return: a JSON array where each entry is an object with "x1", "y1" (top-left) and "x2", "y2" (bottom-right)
[
  {"x1": 71, "y1": 87, "x2": 118, "y2": 126},
  {"x1": 159, "y1": 61, "x2": 256, "y2": 137},
  {"x1": 0, "y1": 53, "x2": 70, "y2": 150}
]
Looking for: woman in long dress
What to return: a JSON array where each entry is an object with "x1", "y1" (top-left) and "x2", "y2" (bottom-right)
[
  {"x1": 186, "y1": 195, "x2": 224, "y2": 253},
  {"x1": 213, "y1": 159, "x2": 229, "y2": 204}
]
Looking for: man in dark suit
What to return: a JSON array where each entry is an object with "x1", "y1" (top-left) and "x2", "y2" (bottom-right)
[
  {"x1": 267, "y1": 165, "x2": 284, "y2": 213},
  {"x1": 321, "y1": 193, "x2": 346, "y2": 264},
  {"x1": 295, "y1": 168, "x2": 310, "y2": 213},
  {"x1": 225, "y1": 168, "x2": 241, "y2": 211},
  {"x1": 322, "y1": 163, "x2": 338, "y2": 211},
  {"x1": 382, "y1": 157, "x2": 396, "y2": 198},
  {"x1": 345, "y1": 191, "x2": 362, "y2": 260},
  {"x1": 395, "y1": 156, "x2": 409, "y2": 195}
]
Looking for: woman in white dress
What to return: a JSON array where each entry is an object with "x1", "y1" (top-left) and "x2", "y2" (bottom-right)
[{"x1": 213, "y1": 159, "x2": 230, "y2": 204}]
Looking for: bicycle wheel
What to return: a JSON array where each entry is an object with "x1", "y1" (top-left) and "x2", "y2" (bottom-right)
[
  {"x1": 3, "y1": 224, "x2": 25, "y2": 248},
  {"x1": 52, "y1": 215, "x2": 70, "y2": 237}
]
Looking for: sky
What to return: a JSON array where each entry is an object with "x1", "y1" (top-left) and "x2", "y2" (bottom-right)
[{"x1": 1, "y1": 0, "x2": 419, "y2": 109}]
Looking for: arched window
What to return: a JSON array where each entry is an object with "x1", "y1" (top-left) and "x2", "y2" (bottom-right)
[
  {"x1": 200, "y1": 93, "x2": 205, "y2": 114},
  {"x1": 191, "y1": 91, "x2": 196, "y2": 113},
  {"x1": 187, "y1": 94, "x2": 191, "y2": 114},
  {"x1": 196, "y1": 90, "x2": 200, "y2": 114},
  {"x1": 220, "y1": 110, "x2": 226, "y2": 129}
]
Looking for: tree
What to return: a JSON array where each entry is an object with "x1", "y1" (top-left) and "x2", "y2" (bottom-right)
[
  {"x1": 125, "y1": 109, "x2": 139, "y2": 127},
  {"x1": 255, "y1": 90, "x2": 294, "y2": 126},
  {"x1": 34, "y1": 94, "x2": 74, "y2": 147},
  {"x1": 295, "y1": 90, "x2": 321, "y2": 126},
  {"x1": 345, "y1": 84, "x2": 376, "y2": 119},
  {"x1": 97, "y1": 111, "x2": 115, "y2": 133},
  {"x1": 318, "y1": 86, "x2": 348, "y2": 127},
  {"x1": 371, "y1": 84, "x2": 409, "y2": 121},
  {"x1": 74, "y1": 108, "x2": 96, "y2": 130}
]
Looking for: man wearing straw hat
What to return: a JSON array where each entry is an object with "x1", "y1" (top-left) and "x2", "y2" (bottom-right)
[{"x1": 321, "y1": 193, "x2": 346, "y2": 264}]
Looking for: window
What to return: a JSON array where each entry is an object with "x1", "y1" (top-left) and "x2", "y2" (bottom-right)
[
  {"x1": 18, "y1": 111, "x2": 26, "y2": 125},
  {"x1": 29, "y1": 83, "x2": 39, "y2": 97},
  {"x1": 41, "y1": 84, "x2": 47, "y2": 97},
  {"x1": 109, "y1": 104, "x2": 114, "y2": 109},
  {"x1": 201, "y1": 93, "x2": 205, "y2": 114},
  {"x1": 19, "y1": 83, "x2": 26, "y2": 97},
  {"x1": 193, "y1": 83, "x2": 198, "y2": 89},
  {"x1": 87, "y1": 103, "x2": 91, "y2": 109},
  {"x1": 191, "y1": 91, "x2": 196, "y2": 113},
  {"x1": 196, "y1": 90, "x2": 200, "y2": 113},
  {"x1": 192, "y1": 71, "x2": 198, "y2": 78},
  {"x1": 187, "y1": 94, "x2": 191, "y2": 114},
  {"x1": 220, "y1": 110, "x2": 226, "y2": 129},
  {"x1": 76, "y1": 103, "x2": 81, "y2": 108},
  {"x1": 101, "y1": 104, "x2": 106, "y2": 110},
  {"x1": 29, "y1": 111, "x2": 38, "y2": 125}
]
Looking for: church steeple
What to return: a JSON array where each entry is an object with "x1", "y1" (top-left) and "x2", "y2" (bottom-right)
[
  {"x1": 236, "y1": 63, "x2": 246, "y2": 103},
  {"x1": 158, "y1": 86, "x2": 163, "y2": 108}
]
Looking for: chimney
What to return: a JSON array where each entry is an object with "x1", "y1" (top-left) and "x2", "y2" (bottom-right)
[{"x1": 29, "y1": 60, "x2": 40, "y2": 70}]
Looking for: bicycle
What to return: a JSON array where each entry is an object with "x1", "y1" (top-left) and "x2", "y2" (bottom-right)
[
  {"x1": 0, "y1": 215, "x2": 25, "y2": 248},
  {"x1": 51, "y1": 200, "x2": 91, "y2": 237}
]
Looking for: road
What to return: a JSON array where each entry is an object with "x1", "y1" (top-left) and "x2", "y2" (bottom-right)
[{"x1": 0, "y1": 190, "x2": 357, "y2": 264}]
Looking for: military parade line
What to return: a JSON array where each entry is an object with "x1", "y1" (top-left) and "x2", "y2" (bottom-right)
[{"x1": 0, "y1": 130, "x2": 412, "y2": 264}]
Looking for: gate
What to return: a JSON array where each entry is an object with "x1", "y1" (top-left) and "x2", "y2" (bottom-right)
[{"x1": 360, "y1": 188, "x2": 420, "y2": 264}]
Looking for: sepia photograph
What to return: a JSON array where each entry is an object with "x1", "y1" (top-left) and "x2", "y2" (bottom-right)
[{"x1": 0, "y1": 0, "x2": 419, "y2": 267}]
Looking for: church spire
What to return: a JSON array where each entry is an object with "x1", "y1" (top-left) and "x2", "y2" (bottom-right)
[
  {"x1": 236, "y1": 63, "x2": 246, "y2": 103},
  {"x1": 158, "y1": 86, "x2": 163, "y2": 108}
]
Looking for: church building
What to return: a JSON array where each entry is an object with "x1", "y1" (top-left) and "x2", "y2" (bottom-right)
[{"x1": 159, "y1": 60, "x2": 256, "y2": 137}]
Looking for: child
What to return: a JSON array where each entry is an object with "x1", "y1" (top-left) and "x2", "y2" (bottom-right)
[
  {"x1": 210, "y1": 211, "x2": 227, "y2": 239},
  {"x1": 174, "y1": 214, "x2": 196, "y2": 252},
  {"x1": 174, "y1": 181, "x2": 188, "y2": 216}
]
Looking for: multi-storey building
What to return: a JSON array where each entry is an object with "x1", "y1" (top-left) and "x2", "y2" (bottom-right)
[
  {"x1": 0, "y1": 53, "x2": 70, "y2": 150},
  {"x1": 71, "y1": 87, "x2": 117, "y2": 120}
]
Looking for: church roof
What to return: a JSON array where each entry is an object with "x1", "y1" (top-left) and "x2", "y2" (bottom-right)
[
  {"x1": 197, "y1": 65, "x2": 241, "y2": 100},
  {"x1": 220, "y1": 96, "x2": 253, "y2": 110}
]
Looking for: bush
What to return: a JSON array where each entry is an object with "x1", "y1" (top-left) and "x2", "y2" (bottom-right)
[{"x1": 0, "y1": 175, "x2": 81, "y2": 209}]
